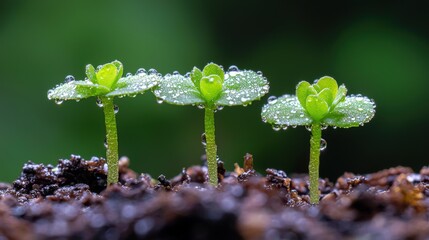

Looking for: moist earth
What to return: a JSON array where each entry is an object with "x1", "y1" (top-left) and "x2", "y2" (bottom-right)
[{"x1": 1, "y1": 154, "x2": 429, "y2": 240}]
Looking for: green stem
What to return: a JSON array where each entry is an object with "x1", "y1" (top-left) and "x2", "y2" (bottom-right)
[
  {"x1": 309, "y1": 123, "x2": 321, "y2": 204},
  {"x1": 101, "y1": 96, "x2": 119, "y2": 185},
  {"x1": 204, "y1": 107, "x2": 218, "y2": 186}
]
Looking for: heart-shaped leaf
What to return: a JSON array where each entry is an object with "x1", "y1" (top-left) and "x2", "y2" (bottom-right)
[
  {"x1": 323, "y1": 95, "x2": 376, "y2": 128},
  {"x1": 154, "y1": 74, "x2": 205, "y2": 105},
  {"x1": 261, "y1": 94, "x2": 312, "y2": 127}
]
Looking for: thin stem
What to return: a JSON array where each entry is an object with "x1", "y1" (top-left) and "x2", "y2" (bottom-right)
[
  {"x1": 309, "y1": 123, "x2": 322, "y2": 204},
  {"x1": 204, "y1": 107, "x2": 218, "y2": 186},
  {"x1": 101, "y1": 96, "x2": 119, "y2": 185}
]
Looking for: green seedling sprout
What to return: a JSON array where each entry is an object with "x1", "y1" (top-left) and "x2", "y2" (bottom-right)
[
  {"x1": 261, "y1": 76, "x2": 375, "y2": 204},
  {"x1": 154, "y1": 63, "x2": 269, "y2": 185},
  {"x1": 48, "y1": 60, "x2": 160, "y2": 185}
]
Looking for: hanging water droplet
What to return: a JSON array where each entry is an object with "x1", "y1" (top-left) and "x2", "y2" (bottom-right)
[
  {"x1": 228, "y1": 65, "x2": 239, "y2": 72},
  {"x1": 320, "y1": 139, "x2": 327, "y2": 151},
  {"x1": 64, "y1": 75, "x2": 75, "y2": 83},
  {"x1": 262, "y1": 117, "x2": 267, "y2": 123},
  {"x1": 114, "y1": 105, "x2": 119, "y2": 114},
  {"x1": 55, "y1": 99, "x2": 64, "y2": 105},
  {"x1": 126, "y1": 73, "x2": 132, "y2": 77},
  {"x1": 256, "y1": 71, "x2": 263, "y2": 76},
  {"x1": 216, "y1": 105, "x2": 224, "y2": 111},
  {"x1": 282, "y1": 125, "x2": 288, "y2": 130},
  {"x1": 156, "y1": 98, "x2": 164, "y2": 104},
  {"x1": 96, "y1": 98, "x2": 103, "y2": 107},
  {"x1": 148, "y1": 69, "x2": 158, "y2": 75},
  {"x1": 272, "y1": 124, "x2": 281, "y2": 131},
  {"x1": 321, "y1": 124, "x2": 328, "y2": 130},
  {"x1": 197, "y1": 104, "x2": 205, "y2": 109},
  {"x1": 201, "y1": 133, "x2": 207, "y2": 147},
  {"x1": 305, "y1": 125, "x2": 312, "y2": 132},
  {"x1": 136, "y1": 68, "x2": 146, "y2": 75},
  {"x1": 267, "y1": 96, "x2": 277, "y2": 104}
]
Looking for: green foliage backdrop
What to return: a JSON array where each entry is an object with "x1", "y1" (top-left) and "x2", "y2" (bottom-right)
[{"x1": 1, "y1": 1, "x2": 428, "y2": 182}]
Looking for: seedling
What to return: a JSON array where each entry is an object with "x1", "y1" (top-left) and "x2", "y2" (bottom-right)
[
  {"x1": 48, "y1": 60, "x2": 160, "y2": 185},
  {"x1": 154, "y1": 63, "x2": 269, "y2": 185},
  {"x1": 261, "y1": 76, "x2": 375, "y2": 204}
]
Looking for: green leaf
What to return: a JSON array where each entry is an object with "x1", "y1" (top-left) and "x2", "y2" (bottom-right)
[
  {"x1": 85, "y1": 64, "x2": 97, "y2": 84},
  {"x1": 96, "y1": 63, "x2": 119, "y2": 90},
  {"x1": 200, "y1": 75, "x2": 223, "y2": 102},
  {"x1": 332, "y1": 84, "x2": 347, "y2": 109},
  {"x1": 322, "y1": 95, "x2": 376, "y2": 128},
  {"x1": 106, "y1": 72, "x2": 160, "y2": 97},
  {"x1": 190, "y1": 67, "x2": 202, "y2": 88},
  {"x1": 296, "y1": 81, "x2": 310, "y2": 108},
  {"x1": 154, "y1": 74, "x2": 205, "y2": 105},
  {"x1": 306, "y1": 95, "x2": 329, "y2": 122},
  {"x1": 261, "y1": 94, "x2": 312, "y2": 126},
  {"x1": 316, "y1": 76, "x2": 338, "y2": 99},
  {"x1": 47, "y1": 80, "x2": 108, "y2": 100},
  {"x1": 202, "y1": 63, "x2": 224, "y2": 82},
  {"x1": 111, "y1": 60, "x2": 124, "y2": 83},
  {"x1": 216, "y1": 70, "x2": 269, "y2": 106},
  {"x1": 318, "y1": 88, "x2": 334, "y2": 106}
]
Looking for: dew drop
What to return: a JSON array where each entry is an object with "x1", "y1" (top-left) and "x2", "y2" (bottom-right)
[
  {"x1": 201, "y1": 133, "x2": 207, "y2": 147},
  {"x1": 262, "y1": 117, "x2": 267, "y2": 123},
  {"x1": 197, "y1": 104, "x2": 205, "y2": 109},
  {"x1": 321, "y1": 125, "x2": 328, "y2": 130},
  {"x1": 96, "y1": 98, "x2": 103, "y2": 107},
  {"x1": 216, "y1": 105, "x2": 224, "y2": 111},
  {"x1": 114, "y1": 105, "x2": 119, "y2": 114},
  {"x1": 173, "y1": 71, "x2": 180, "y2": 75},
  {"x1": 136, "y1": 68, "x2": 146, "y2": 75},
  {"x1": 55, "y1": 99, "x2": 64, "y2": 105},
  {"x1": 148, "y1": 69, "x2": 158, "y2": 75},
  {"x1": 184, "y1": 72, "x2": 191, "y2": 78},
  {"x1": 267, "y1": 96, "x2": 277, "y2": 104},
  {"x1": 256, "y1": 71, "x2": 263, "y2": 76},
  {"x1": 156, "y1": 98, "x2": 164, "y2": 104},
  {"x1": 126, "y1": 73, "x2": 132, "y2": 77},
  {"x1": 272, "y1": 124, "x2": 281, "y2": 131},
  {"x1": 305, "y1": 125, "x2": 312, "y2": 132},
  {"x1": 320, "y1": 139, "x2": 327, "y2": 151},
  {"x1": 282, "y1": 125, "x2": 288, "y2": 130},
  {"x1": 228, "y1": 65, "x2": 239, "y2": 72},
  {"x1": 64, "y1": 75, "x2": 75, "y2": 83}
]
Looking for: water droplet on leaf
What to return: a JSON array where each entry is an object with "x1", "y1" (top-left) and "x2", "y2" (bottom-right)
[
  {"x1": 228, "y1": 65, "x2": 239, "y2": 72},
  {"x1": 114, "y1": 105, "x2": 119, "y2": 114},
  {"x1": 136, "y1": 68, "x2": 146, "y2": 75},
  {"x1": 267, "y1": 96, "x2": 277, "y2": 104},
  {"x1": 148, "y1": 69, "x2": 158, "y2": 75},
  {"x1": 64, "y1": 75, "x2": 75, "y2": 83}
]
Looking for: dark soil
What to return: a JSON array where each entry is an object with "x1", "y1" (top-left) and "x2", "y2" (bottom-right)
[{"x1": 1, "y1": 154, "x2": 429, "y2": 240}]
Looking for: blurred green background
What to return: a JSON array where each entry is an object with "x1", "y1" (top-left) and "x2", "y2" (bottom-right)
[{"x1": 1, "y1": 1, "x2": 428, "y2": 182}]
